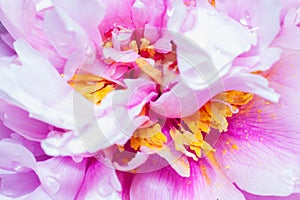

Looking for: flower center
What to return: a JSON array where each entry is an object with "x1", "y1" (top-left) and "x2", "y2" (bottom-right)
[
  {"x1": 129, "y1": 90, "x2": 253, "y2": 161},
  {"x1": 69, "y1": 35, "x2": 254, "y2": 162}
]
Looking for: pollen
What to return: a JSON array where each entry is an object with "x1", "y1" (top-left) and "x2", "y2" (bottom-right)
[
  {"x1": 68, "y1": 73, "x2": 115, "y2": 104},
  {"x1": 231, "y1": 144, "x2": 239, "y2": 150},
  {"x1": 136, "y1": 57, "x2": 162, "y2": 84},
  {"x1": 130, "y1": 124, "x2": 167, "y2": 151}
]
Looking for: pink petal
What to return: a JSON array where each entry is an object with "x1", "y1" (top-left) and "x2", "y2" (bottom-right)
[
  {"x1": 0, "y1": 40, "x2": 87, "y2": 130},
  {"x1": 0, "y1": 34, "x2": 15, "y2": 57},
  {"x1": 4, "y1": 133, "x2": 47, "y2": 159},
  {"x1": 130, "y1": 161, "x2": 245, "y2": 199},
  {"x1": 99, "y1": 0, "x2": 134, "y2": 35},
  {"x1": 131, "y1": 0, "x2": 167, "y2": 28},
  {"x1": 272, "y1": 27, "x2": 300, "y2": 51},
  {"x1": 0, "y1": 141, "x2": 36, "y2": 171},
  {"x1": 36, "y1": 157, "x2": 86, "y2": 199},
  {"x1": 0, "y1": 106, "x2": 13, "y2": 140},
  {"x1": 43, "y1": 6, "x2": 94, "y2": 79},
  {"x1": 1, "y1": 104, "x2": 49, "y2": 141},
  {"x1": 155, "y1": 143, "x2": 190, "y2": 177},
  {"x1": 221, "y1": 67, "x2": 280, "y2": 102},
  {"x1": 0, "y1": 0, "x2": 65, "y2": 71},
  {"x1": 169, "y1": 1, "x2": 255, "y2": 70},
  {"x1": 22, "y1": 186, "x2": 52, "y2": 200},
  {"x1": 267, "y1": 54, "x2": 300, "y2": 93},
  {"x1": 41, "y1": 130, "x2": 92, "y2": 157},
  {"x1": 216, "y1": 0, "x2": 281, "y2": 49},
  {"x1": 151, "y1": 67, "x2": 279, "y2": 118},
  {"x1": 0, "y1": 0, "x2": 36, "y2": 39},
  {"x1": 243, "y1": 191, "x2": 300, "y2": 200},
  {"x1": 214, "y1": 83, "x2": 300, "y2": 196},
  {"x1": 150, "y1": 78, "x2": 201, "y2": 118},
  {"x1": 52, "y1": 0, "x2": 105, "y2": 44},
  {"x1": 93, "y1": 78, "x2": 157, "y2": 148},
  {"x1": 76, "y1": 159, "x2": 121, "y2": 199},
  {"x1": 0, "y1": 171, "x2": 40, "y2": 198},
  {"x1": 102, "y1": 48, "x2": 140, "y2": 63}
]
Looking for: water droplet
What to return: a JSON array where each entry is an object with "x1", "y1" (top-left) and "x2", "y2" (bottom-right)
[
  {"x1": 12, "y1": 162, "x2": 30, "y2": 173},
  {"x1": 72, "y1": 156, "x2": 83, "y2": 163},
  {"x1": 44, "y1": 176, "x2": 60, "y2": 194},
  {"x1": 239, "y1": 11, "x2": 252, "y2": 27}
]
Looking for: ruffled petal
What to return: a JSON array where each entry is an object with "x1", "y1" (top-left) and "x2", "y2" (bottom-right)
[
  {"x1": 0, "y1": 0, "x2": 66, "y2": 71},
  {"x1": 151, "y1": 67, "x2": 279, "y2": 118},
  {"x1": 168, "y1": 1, "x2": 255, "y2": 70},
  {"x1": 1, "y1": 104, "x2": 49, "y2": 141},
  {"x1": 93, "y1": 78, "x2": 158, "y2": 148},
  {"x1": 52, "y1": 0, "x2": 105, "y2": 44},
  {"x1": 0, "y1": 40, "x2": 91, "y2": 130},
  {"x1": 42, "y1": 78, "x2": 158, "y2": 156},
  {"x1": 0, "y1": 0, "x2": 35, "y2": 39},
  {"x1": 43, "y1": 6, "x2": 94, "y2": 79},
  {"x1": 216, "y1": 0, "x2": 281, "y2": 49},
  {"x1": 0, "y1": 141, "x2": 40, "y2": 198},
  {"x1": 41, "y1": 131, "x2": 89, "y2": 157}
]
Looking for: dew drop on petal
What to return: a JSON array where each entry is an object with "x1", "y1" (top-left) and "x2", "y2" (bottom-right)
[
  {"x1": 72, "y1": 156, "x2": 83, "y2": 163},
  {"x1": 12, "y1": 161, "x2": 30, "y2": 173},
  {"x1": 44, "y1": 176, "x2": 61, "y2": 194},
  {"x1": 239, "y1": 11, "x2": 252, "y2": 27}
]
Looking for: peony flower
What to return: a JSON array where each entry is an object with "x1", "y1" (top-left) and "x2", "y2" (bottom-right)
[{"x1": 0, "y1": 0, "x2": 299, "y2": 200}]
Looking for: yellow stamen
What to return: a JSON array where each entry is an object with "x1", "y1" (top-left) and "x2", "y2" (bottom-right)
[
  {"x1": 104, "y1": 41, "x2": 113, "y2": 48},
  {"x1": 68, "y1": 73, "x2": 115, "y2": 104},
  {"x1": 170, "y1": 127, "x2": 215, "y2": 160},
  {"x1": 140, "y1": 38, "x2": 156, "y2": 57},
  {"x1": 136, "y1": 58, "x2": 162, "y2": 84},
  {"x1": 129, "y1": 40, "x2": 138, "y2": 52},
  {"x1": 196, "y1": 90, "x2": 254, "y2": 133},
  {"x1": 130, "y1": 124, "x2": 167, "y2": 150}
]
